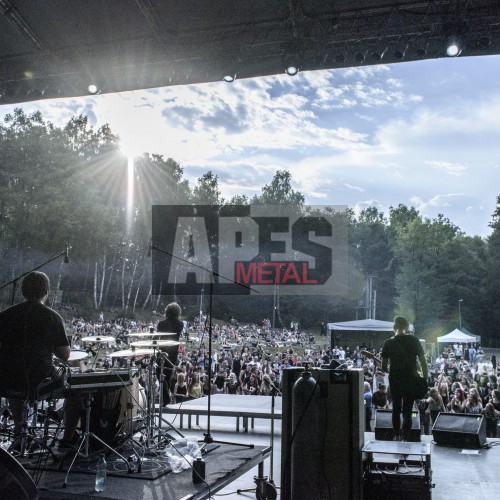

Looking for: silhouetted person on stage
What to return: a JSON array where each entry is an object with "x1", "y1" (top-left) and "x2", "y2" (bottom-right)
[
  {"x1": 0, "y1": 271, "x2": 81, "y2": 448},
  {"x1": 156, "y1": 302, "x2": 184, "y2": 405},
  {"x1": 381, "y1": 316, "x2": 428, "y2": 441}
]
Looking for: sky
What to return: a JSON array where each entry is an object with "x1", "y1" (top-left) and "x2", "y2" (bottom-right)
[{"x1": 1, "y1": 54, "x2": 499, "y2": 238}]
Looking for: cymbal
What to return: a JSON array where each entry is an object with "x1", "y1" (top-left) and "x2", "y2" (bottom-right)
[
  {"x1": 130, "y1": 340, "x2": 180, "y2": 348},
  {"x1": 68, "y1": 350, "x2": 90, "y2": 361},
  {"x1": 126, "y1": 332, "x2": 177, "y2": 338},
  {"x1": 109, "y1": 348, "x2": 154, "y2": 358},
  {"x1": 81, "y1": 336, "x2": 115, "y2": 343}
]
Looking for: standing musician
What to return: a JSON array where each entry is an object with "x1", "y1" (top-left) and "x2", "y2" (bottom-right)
[
  {"x1": 156, "y1": 302, "x2": 184, "y2": 405},
  {"x1": 0, "y1": 271, "x2": 81, "y2": 449},
  {"x1": 381, "y1": 316, "x2": 428, "y2": 441}
]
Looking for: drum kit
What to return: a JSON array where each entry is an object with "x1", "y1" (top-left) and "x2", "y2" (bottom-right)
[{"x1": 57, "y1": 333, "x2": 184, "y2": 455}]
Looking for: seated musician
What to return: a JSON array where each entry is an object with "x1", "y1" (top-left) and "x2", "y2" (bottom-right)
[
  {"x1": 0, "y1": 271, "x2": 81, "y2": 449},
  {"x1": 156, "y1": 302, "x2": 184, "y2": 405}
]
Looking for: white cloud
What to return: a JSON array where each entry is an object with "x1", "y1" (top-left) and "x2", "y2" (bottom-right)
[
  {"x1": 425, "y1": 160, "x2": 468, "y2": 176},
  {"x1": 2, "y1": 55, "x2": 500, "y2": 237}
]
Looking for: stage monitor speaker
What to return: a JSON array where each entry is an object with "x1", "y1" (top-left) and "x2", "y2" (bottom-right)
[
  {"x1": 432, "y1": 413, "x2": 486, "y2": 448},
  {"x1": 374, "y1": 409, "x2": 421, "y2": 442},
  {"x1": 0, "y1": 447, "x2": 38, "y2": 499}
]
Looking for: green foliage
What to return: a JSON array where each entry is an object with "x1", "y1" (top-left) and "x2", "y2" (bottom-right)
[
  {"x1": 252, "y1": 170, "x2": 305, "y2": 206},
  {"x1": 1, "y1": 109, "x2": 500, "y2": 346}
]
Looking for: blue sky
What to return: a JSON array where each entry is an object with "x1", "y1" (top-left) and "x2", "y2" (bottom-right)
[{"x1": 1, "y1": 54, "x2": 499, "y2": 238}]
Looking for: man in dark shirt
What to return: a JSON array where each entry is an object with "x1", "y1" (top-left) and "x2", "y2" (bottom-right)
[
  {"x1": 382, "y1": 316, "x2": 428, "y2": 441},
  {"x1": 0, "y1": 271, "x2": 81, "y2": 447},
  {"x1": 156, "y1": 302, "x2": 184, "y2": 405}
]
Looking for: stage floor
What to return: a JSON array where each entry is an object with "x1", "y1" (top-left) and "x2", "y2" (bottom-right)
[
  {"x1": 31, "y1": 442, "x2": 270, "y2": 500},
  {"x1": 6, "y1": 412, "x2": 500, "y2": 499}
]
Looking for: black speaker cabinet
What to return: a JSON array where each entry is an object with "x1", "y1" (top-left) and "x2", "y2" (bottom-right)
[
  {"x1": 281, "y1": 367, "x2": 364, "y2": 500},
  {"x1": 432, "y1": 412, "x2": 486, "y2": 448},
  {"x1": 374, "y1": 409, "x2": 421, "y2": 442}
]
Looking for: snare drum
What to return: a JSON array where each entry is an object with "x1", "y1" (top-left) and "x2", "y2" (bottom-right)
[{"x1": 67, "y1": 350, "x2": 89, "y2": 367}]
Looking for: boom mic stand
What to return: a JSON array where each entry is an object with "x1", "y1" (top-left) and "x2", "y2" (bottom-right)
[
  {"x1": 0, "y1": 244, "x2": 70, "y2": 305},
  {"x1": 151, "y1": 243, "x2": 256, "y2": 450}
]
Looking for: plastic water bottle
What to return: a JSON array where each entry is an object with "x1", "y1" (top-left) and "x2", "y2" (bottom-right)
[{"x1": 95, "y1": 454, "x2": 107, "y2": 492}]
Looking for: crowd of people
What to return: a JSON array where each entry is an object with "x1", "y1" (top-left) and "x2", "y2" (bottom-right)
[
  {"x1": 63, "y1": 309, "x2": 500, "y2": 441},
  {"x1": 2, "y1": 275, "x2": 499, "y2": 452}
]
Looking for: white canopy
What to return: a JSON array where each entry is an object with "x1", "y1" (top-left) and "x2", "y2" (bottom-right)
[
  {"x1": 328, "y1": 319, "x2": 395, "y2": 332},
  {"x1": 436, "y1": 329, "x2": 476, "y2": 344}
]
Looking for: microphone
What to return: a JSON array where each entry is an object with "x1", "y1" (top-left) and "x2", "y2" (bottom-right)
[{"x1": 64, "y1": 243, "x2": 70, "y2": 263}]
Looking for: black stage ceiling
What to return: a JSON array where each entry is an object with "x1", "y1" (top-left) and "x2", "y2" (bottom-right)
[{"x1": 1, "y1": 0, "x2": 500, "y2": 105}]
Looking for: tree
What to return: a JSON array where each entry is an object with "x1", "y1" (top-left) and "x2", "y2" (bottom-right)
[
  {"x1": 349, "y1": 207, "x2": 396, "y2": 320},
  {"x1": 252, "y1": 170, "x2": 304, "y2": 207},
  {"x1": 192, "y1": 171, "x2": 222, "y2": 205}
]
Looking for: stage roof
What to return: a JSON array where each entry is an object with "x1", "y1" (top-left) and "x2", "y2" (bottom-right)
[{"x1": 1, "y1": 1, "x2": 500, "y2": 104}]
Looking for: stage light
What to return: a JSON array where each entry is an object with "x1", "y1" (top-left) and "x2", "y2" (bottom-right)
[
  {"x1": 371, "y1": 47, "x2": 387, "y2": 61},
  {"x1": 393, "y1": 44, "x2": 408, "y2": 60},
  {"x1": 223, "y1": 74, "x2": 236, "y2": 83},
  {"x1": 415, "y1": 46, "x2": 427, "y2": 57},
  {"x1": 446, "y1": 35, "x2": 462, "y2": 57},
  {"x1": 285, "y1": 65, "x2": 299, "y2": 76},
  {"x1": 354, "y1": 52, "x2": 365, "y2": 63},
  {"x1": 87, "y1": 84, "x2": 100, "y2": 94}
]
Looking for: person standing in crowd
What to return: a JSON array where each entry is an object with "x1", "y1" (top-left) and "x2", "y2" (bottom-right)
[
  {"x1": 0, "y1": 271, "x2": 81, "y2": 449},
  {"x1": 381, "y1": 316, "x2": 428, "y2": 441},
  {"x1": 364, "y1": 381, "x2": 373, "y2": 432},
  {"x1": 156, "y1": 302, "x2": 184, "y2": 405}
]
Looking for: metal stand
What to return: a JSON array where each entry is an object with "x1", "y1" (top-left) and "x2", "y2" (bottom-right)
[
  {"x1": 63, "y1": 391, "x2": 132, "y2": 487},
  {"x1": 141, "y1": 351, "x2": 183, "y2": 450},
  {"x1": 156, "y1": 352, "x2": 184, "y2": 441},
  {"x1": 0, "y1": 245, "x2": 69, "y2": 305},
  {"x1": 200, "y1": 276, "x2": 253, "y2": 451},
  {"x1": 150, "y1": 244, "x2": 256, "y2": 452},
  {"x1": 237, "y1": 383, "x2": 279, "y2": 499}
]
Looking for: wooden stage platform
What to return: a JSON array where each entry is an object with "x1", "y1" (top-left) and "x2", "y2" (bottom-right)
[{"x1": 164, "y1": 394, "x2": 282, "y2": 432}]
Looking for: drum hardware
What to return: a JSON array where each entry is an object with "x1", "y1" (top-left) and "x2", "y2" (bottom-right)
[
  {"x1": 155, "y1": 352, "x2": 184, "y2": 443},
  {"x1": 63, "y1": 389, "x2": 134, "y2": 488},
  {"x1": 139, "y1": 349, "x2": 184, "y2": 451}
]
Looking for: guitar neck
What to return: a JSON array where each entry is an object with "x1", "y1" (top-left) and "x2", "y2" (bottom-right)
[{"x1": 361, "y1": 350, "x2": 382, "y2": 366}]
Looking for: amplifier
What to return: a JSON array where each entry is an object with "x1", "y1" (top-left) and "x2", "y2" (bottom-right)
[
  {"x1": 364, "y1": 470, "x2": 432, "y2": 500},
  {"x1": 67, "y1": 369, "x2": 131, "y2": 391}
]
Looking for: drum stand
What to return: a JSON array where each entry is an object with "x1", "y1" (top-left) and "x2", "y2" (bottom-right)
[
  {"x1": 63, "y1": 390, "x2": 132, "y2": 487},
  {"x1": 143, "y1": 352, "x2": 183, "y2": 450},
  {"x1": 156, "y1": 353, "x2": 184, "y2": 441}
]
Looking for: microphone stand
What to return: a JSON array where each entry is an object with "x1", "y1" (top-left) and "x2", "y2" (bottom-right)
[
  {"x1": 0, "y1": 245, "x2": 70, "y2": 305},
  {"x1": 151, "y1": 243, "x2": 256, "y2": 451}
]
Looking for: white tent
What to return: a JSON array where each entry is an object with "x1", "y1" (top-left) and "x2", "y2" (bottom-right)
[
  {"x1": 436, "y1": 329, "x2": 476, "y2": 344},
  {"x1": 328, "y1": 319, "x2": 395, "y2": 332},
  {"x1": 328, "y1": 319, "x2": 398, "y2": 349}
]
